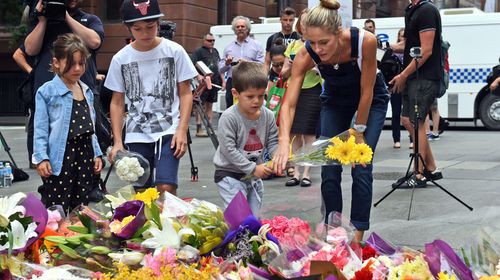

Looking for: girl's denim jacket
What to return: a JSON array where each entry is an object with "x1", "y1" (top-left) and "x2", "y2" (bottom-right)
[{"x1": 33, "y1": 75, "x2": 103, "y2": 176}]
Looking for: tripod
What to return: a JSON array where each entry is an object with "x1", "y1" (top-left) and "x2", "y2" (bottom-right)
[
  {"x1": 374, "y1": 53, "x2": 473, "y2": 220},
  {"x1": 0, "y1": 131, "x2": 19, "y2": 168}
]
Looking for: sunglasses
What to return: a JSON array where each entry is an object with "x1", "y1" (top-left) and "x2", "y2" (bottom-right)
[
  {"x1": 206, "y1": 39, "x2": 215, "y2": 42},
  {"x1": 272, "y1": 62, "x2": 284, "y2": 68}
]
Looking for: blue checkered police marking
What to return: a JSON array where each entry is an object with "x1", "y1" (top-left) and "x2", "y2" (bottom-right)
[{"x1": 450, "y1": 68, "x2": 491, "y2": 83}]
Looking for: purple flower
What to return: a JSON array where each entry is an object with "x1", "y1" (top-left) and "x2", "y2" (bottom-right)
[{"x1": 111, "y1": 200, "x2": 146, "y2": 239}]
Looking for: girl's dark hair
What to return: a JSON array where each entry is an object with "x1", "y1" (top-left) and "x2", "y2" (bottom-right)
[
  {"x1": 269, "y1": 38, "x2": 286, "y2": 59},
  {"x1": 51, "y1": 33, "x2": 90, "y2": 75}
]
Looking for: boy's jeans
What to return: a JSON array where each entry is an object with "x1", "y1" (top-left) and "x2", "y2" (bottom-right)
[
  {"x1": 320, "y1": 103, "x2": 388, "y2": 230},
  {"x1": 217, "y1": 176, "x2": 264, "y2": 216}
]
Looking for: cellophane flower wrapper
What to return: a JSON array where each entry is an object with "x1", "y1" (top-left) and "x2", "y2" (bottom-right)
[
  {"x1": 460, "y1": 227, "x2": 500, "y2": 278},
  {"x1": 424, "y1": 239, "x2": 473, "y2": 280},
  {"x1": 185, "y1": 198, "x2": 229, "y2": 255},
  {"x1": 289, "y1": 129, "x2": 373, "y2": 167},
  {"x1": 162, "y1": 191, "x2": 194, "y2": 218},
  {"x1": 114, "y1": 150, "x2": 150, "y2": 185},
  {"x1": 6, "y1": 257, "x2": 95, "y2": 280}
]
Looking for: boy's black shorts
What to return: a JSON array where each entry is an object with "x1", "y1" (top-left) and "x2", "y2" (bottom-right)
[{"x1": 402, "y1": 78, "x2": 439, "y2": 122}]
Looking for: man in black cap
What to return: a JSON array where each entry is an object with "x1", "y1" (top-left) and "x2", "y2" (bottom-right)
[
  {"x1": 24, "y1": 0, "x2": 104, "y2": 165},
  {"x1": 105, "y1": 0, "x2": 198, "y2": 196}
]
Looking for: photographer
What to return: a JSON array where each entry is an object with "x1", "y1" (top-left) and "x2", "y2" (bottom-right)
[
  {"x1": 390, "y1": 0, "x2": 443, "y2": 188},
  {"x1": 23, "y1": 0, "x2": 104, "y2": 162}
]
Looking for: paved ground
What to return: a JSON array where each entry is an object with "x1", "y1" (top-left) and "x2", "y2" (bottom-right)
[{"x1": 1, "y1": 121, "x2": 500, "y2": 249}]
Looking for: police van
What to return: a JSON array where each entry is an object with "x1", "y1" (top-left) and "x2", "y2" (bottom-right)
[{"x1": 210, "y1": 8, "x2": 500, "y2": 130}]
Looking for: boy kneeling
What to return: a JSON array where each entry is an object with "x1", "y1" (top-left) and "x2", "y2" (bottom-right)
[{"x1": 213, "y1": 61, "x2": 278, "y2": 215}]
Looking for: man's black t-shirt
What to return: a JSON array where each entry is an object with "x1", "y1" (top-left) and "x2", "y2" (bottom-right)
[
  {"x1": 265, "y1": 31, "x2": 300, "y2": 51},
  {"x1": 191, "y1": 46, "x2": 222, "y2": 85},
  {"x1": 403, "y1": 0, "x2": 442, "y2": 81},
  {"x1": 29, "y1": 9, "x2": 104, "y2": 93}
]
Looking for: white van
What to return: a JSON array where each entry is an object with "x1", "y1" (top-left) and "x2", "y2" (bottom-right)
[{"x1": 210, "y1": 9, "x2": 500, "y2": 130}]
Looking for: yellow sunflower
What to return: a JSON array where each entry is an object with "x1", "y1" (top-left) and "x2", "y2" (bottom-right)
[{"x1": 351, "y1": 143, "x2": 373, "y2": 164}]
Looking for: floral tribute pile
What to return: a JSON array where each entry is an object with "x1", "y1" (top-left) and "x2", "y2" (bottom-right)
[{"x1": 0, "y1": 189, "x2": 499, "y2": 280}]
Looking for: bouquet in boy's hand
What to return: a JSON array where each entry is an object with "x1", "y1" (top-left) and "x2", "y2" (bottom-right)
[
  {"x1": 290, "y1": 129, "x2": 373, "y2": 167},
  {"x1": 113, "y1": 150, "x2": 150, "y2": 185}
]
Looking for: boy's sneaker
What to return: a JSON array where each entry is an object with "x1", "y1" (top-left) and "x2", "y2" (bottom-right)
[
  {"x1": 392, "y1": 174, "x2": 427, "y2": 189},
  {"x1": 428, "y1": 133, "x2": 440, "y2": 141}
]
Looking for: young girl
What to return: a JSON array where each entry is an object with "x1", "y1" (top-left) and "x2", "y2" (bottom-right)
[{"x1": 33, "y1": 33, "x2": 103, "y2": 212}]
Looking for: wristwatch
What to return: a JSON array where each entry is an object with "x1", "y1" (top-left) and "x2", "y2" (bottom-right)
[{"x1": 353, "y1": 124, "x2": 367, "y2": 133}]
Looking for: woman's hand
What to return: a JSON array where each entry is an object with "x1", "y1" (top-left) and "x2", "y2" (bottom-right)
[
  {"x1": 272, "y1": 141, "x2": 290, "y2": 176},
  {"x1": 350, "y1": 129, "x2": 368, "y2": 169},
  {"x1": 490, "y1": 77, "x2": 500, "y2": 91},
  {"x1": 36, "y1": 160, "x2": 52, "y2": 177},
  {"x1": 94, "y1": 157, "x2": 103, "y2": 174}
]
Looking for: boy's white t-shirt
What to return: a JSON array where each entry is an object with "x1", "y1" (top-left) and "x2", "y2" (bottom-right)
[{"x1": 105, "y1": 38, "x2": 197, "y2": 144}]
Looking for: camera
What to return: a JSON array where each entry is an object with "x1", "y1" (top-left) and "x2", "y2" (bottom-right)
[
  {"x1": 409, "y1": 47, "x2": 422, "y2": 59},
  {"x1": 37, "y1": 0, "x2": 67, "y2": 22},
  {"x1": 159, "y1": 20, "x2": 176, "y2": 40}
]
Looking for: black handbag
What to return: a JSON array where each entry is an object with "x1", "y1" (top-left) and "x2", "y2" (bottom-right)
[{"x1": 1, "y1": 161, "x2": 29, "y2": 182}]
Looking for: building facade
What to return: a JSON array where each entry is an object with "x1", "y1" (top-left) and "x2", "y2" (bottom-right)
[{"x1": 0, "y1": 0, "x2": 498, "y2": 116}]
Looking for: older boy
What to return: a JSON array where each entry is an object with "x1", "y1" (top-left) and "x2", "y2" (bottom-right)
[
  {"x1": 213, "y1": 61, "x2": 279, "y2": 215},
  {"x1": 105, "y1": 0, "x2": 197, "y2": 196}
]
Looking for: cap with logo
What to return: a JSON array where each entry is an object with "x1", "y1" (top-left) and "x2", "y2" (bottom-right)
[{"x1": 121, "y1": 0, "x2": 164, "y2": 23}]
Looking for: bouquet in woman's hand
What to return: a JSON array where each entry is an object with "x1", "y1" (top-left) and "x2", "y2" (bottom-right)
[
  {"x1": 290, "y1": 129, "x2": 373, "y2": 166},
  {"x1": 113, "y1": 150, "x2": 150, "y2": 185}
]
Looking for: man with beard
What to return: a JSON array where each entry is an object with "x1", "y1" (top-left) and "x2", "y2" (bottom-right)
[
  {"x1": 24, "y1": 0, "x2": 104, "y2": 166},
  {"x1": 219, "y1": 15, "x2": 264, "y2": 108}
]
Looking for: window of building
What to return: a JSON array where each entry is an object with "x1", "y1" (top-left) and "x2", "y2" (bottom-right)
[{"x1": 101, "y1": 0, "x2": 123, "y2": 22}]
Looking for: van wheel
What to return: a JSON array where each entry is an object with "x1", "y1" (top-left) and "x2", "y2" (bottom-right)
[{"x1": 479, "y1": 94, "x2": 500, "y2": 130}]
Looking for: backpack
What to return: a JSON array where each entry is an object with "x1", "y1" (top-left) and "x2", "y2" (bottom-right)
[
  {"x1": 378, "y1": 47, "x2": 403, "y2": 86},
  {"x1": 438, "y1": 40, "x2": 450, "y2": 98}
]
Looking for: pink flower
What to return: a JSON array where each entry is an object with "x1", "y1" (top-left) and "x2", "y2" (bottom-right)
[
  {"x1": 262, "y1": 216, "x2": 311, "y2": 248},
  {"x1": 143, "y1": 247, "x2": 177, "y2": 276},
  {"x1": 46, "y1": 209, "x2": 62, "y2": 231}
]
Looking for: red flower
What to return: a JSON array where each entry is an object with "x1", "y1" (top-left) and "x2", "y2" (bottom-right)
[
  {"x1": 352, "y1": 259, "x2": 374, "y2": 280},
  {"x1": 362, "y1": 243, "x2": 377, "y2": 261}
]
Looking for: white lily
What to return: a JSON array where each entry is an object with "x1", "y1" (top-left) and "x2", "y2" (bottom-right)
[
  {"x1": 104, "y1": 193, "x2": 128, "y2": 210},
  {"x1": 249, "y1": 224, "x2": 280, "y2": 255},
  {"x1": 141, "y1": 217, "x2": 196, "y2": 255},
  {"x1": 0, "y1": 220, "x2": 37, "y2": 251},
  {"x1": 0, "y1": 193, "x2": 27, "y2": 228},
  {"x1": 108, "y1": 251, "x2": 144, "y2": 266}
]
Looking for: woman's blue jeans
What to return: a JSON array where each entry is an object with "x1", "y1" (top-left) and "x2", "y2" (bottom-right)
[{"x1": 320, "y1": 102, "x2": 387, "y2": 230}]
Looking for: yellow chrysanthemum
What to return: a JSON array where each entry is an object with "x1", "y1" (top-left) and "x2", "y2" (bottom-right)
[
  {"x1": 134, "y1": 188, "x2": 160, "y2": 207},
  {"x1": 438, "y1": 272, "x2": 457, "y2": 280},
  {"x1": 351, "y1": 143, "x2": 373, "y2": 164}
]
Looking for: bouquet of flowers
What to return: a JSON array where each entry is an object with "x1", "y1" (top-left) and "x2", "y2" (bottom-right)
[
  {"x1": 113, "y1": 150, "x2": 150, "y2": 185},
  {"x1": 290, "y1": 129, "x2": 373, "y2": 166},
  {"x1": 0, "y1": 193, "x2": 47, "y2": 255},
  {"x1": 460, "y1": 227, "x2": 500, "y2": 278}
]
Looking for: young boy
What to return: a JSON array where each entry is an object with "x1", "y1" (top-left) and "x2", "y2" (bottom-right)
[
  {"x1": 213, "y1": 61, "x2": 279, "y2": 215},
  {"x1": 105, "y1": 0, "x2": 197, "y2": 196}
]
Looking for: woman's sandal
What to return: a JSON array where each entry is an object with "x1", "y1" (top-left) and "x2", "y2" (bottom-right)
[
  {"x1": 300, "y1": 178, "x2": 312, "y2": 187},
  {"x1": 285, "y1": 177, "x2": 300, "y2": 187},
  {"x1": 286, "y1": 167, "x2": 295, "y2": 177}
]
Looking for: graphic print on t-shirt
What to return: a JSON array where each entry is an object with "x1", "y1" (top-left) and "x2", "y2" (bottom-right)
[
  {"x1": 121, "y1": 57, "x2": 176, "y2": 134},
  {"x1": 243, "y1": 128, "x2": 264, "y2": 162}
]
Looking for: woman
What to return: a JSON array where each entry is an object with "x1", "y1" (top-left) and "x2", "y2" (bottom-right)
[
  {"x1": 280, "y1": 8, "x2": 323, "y2": 188},
  {"x1": 273, "y1": 0, "x2": 389, "y2": 242},
  {"x1": 391, "y1": 28, "x2": 405, "y2": 149}
]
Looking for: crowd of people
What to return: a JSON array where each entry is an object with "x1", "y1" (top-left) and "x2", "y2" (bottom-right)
[{"x1": 12, "y1": 0, "x2": 450, "y2": 242}]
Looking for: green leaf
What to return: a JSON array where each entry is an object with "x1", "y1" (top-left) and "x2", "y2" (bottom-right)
[
  {"x1": 7, "y1": 228, "x2": 13, "y2": 256},
  {"x1": 149, "y1": 203, "x2": 162, "y2": 230},
  {"x1": 132, "y1": 223, "x2": 151, "y2": 239}
]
